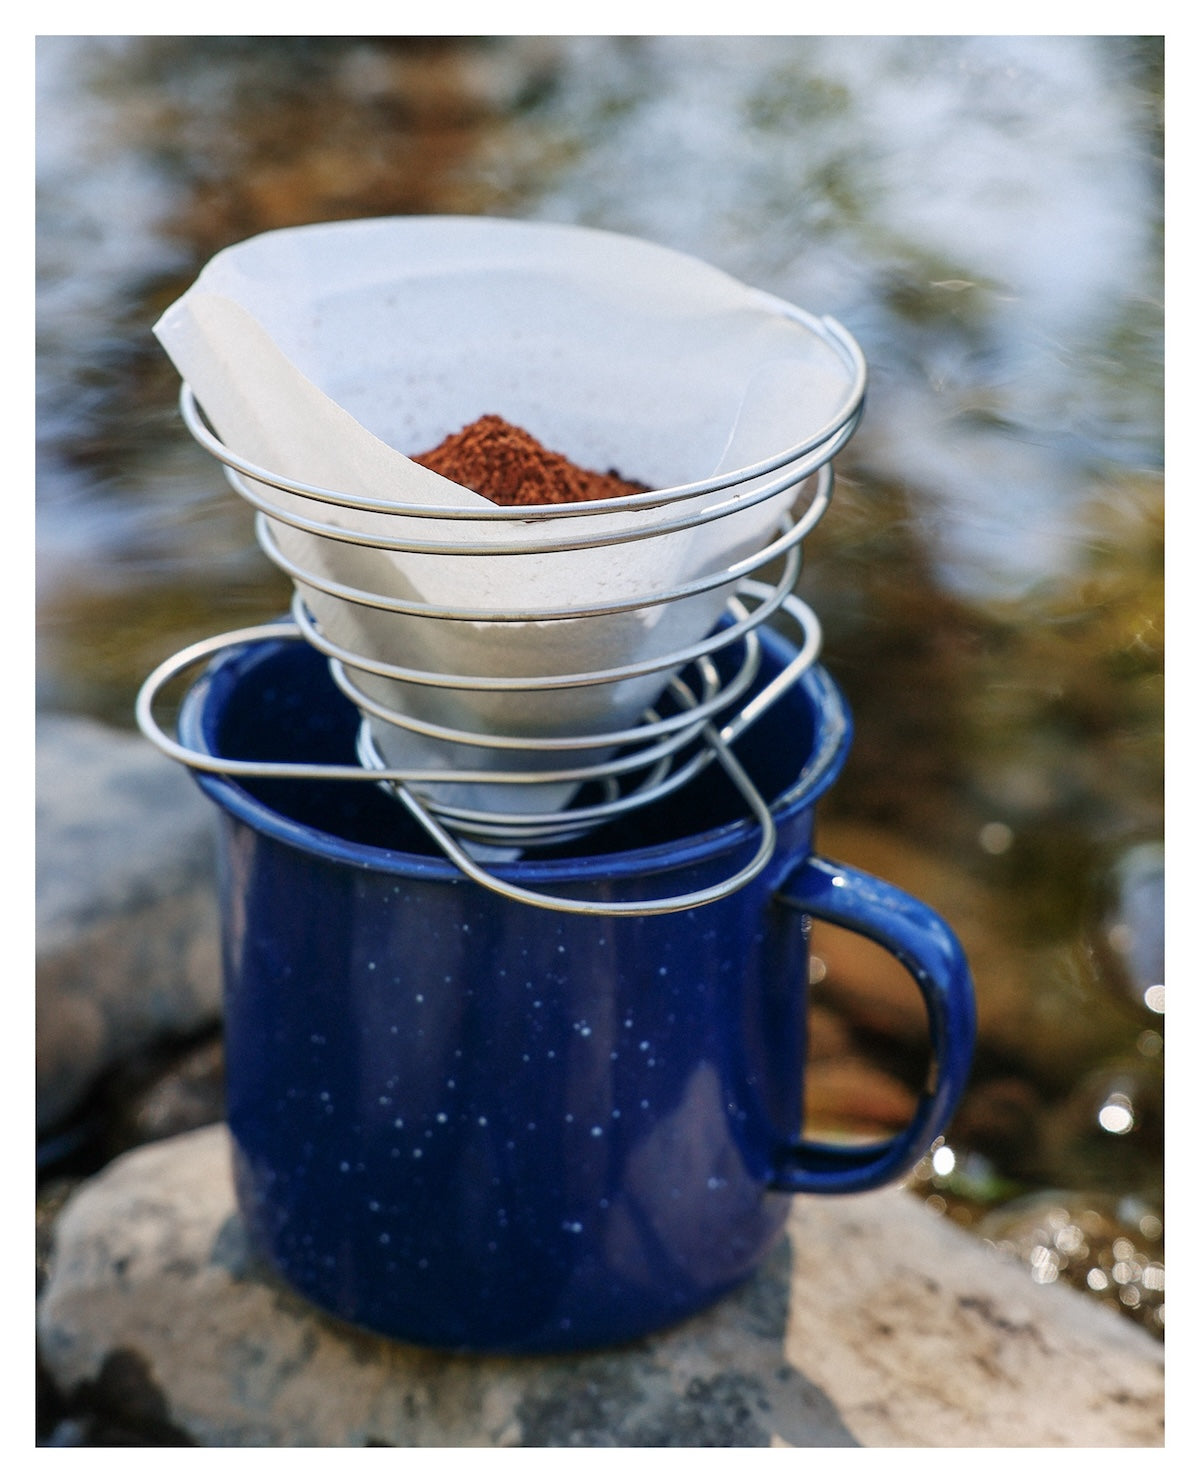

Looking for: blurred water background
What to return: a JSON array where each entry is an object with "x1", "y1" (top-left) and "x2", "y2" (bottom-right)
[{"x1": 35, "y1": 35, "x2": 1164, "y2": 1334}]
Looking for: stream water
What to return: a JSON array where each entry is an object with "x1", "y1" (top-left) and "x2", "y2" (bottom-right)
[{"x1": 35, "y1": 36, "x2": 1164, "y2": 1338}]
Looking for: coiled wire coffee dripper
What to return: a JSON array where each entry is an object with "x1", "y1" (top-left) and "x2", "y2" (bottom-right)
[
  {"x1": 136, "y1": 219, "x2": 866, "y2": 914},
  {"x1": 138, "y1": 447, "x2": 855, "y2": 914}
]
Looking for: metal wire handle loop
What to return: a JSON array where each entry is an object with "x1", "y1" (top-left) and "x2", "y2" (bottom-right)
[
  {"x1": 133, "y1": 622, "x2": 776, "y2": 915},
  {"x1": 134, "y1": 585, "x2": 818, "y2": 790},
  {"x1": 353, "y1": 664, "x2": 722, "y2": 844},
  {"x1": 386, "y1": 726, "x2": 778, "y2": 918},
  {"x1": 135, "y1": 586, "x2": 821, "y2": 785}
]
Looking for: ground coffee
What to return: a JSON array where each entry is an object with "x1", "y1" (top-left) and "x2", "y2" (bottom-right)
[{"x1": 412, "y1": 414, "x2": 649, "y2": 506}]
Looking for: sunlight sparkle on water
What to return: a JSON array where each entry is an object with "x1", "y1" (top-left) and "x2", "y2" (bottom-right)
[
  {"x1": 1097, "y1": 1094, "x2": 1135, "y2": 1135},
  {"x1": 931, "y1": 1145, "x2": 956, "y2": 1177}
]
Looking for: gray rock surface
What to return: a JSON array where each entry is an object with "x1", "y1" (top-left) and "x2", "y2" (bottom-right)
[
  {"x1": 36, "y1": 714, "x2": 221, "y2": 1131},
  {"x1": 37, "y1": 1125, "x2": 1164, "y2": 1448}
]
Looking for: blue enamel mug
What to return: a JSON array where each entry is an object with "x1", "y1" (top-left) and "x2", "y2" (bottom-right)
[{"x1": 176, "y1": 626, "x2": 975, "y2": 1353}]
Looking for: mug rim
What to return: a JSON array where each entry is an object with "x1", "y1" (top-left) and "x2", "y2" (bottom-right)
[{"x1": 178, "y1": 633, "x2": 852, "y2": 886}]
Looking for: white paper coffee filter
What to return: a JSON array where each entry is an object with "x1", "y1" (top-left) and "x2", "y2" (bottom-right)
[{"x1": 154, "y1": 217, "x2": 856, "y2": 818}]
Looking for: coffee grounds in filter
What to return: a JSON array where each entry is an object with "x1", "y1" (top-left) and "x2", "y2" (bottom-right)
[{"x1": 412, "y1": 414, "x2": 650, "y2": 506}]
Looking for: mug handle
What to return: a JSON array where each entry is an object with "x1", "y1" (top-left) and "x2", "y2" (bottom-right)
[{"x1": 770, "y1": 854, "x2": 976, "y2": 1195}]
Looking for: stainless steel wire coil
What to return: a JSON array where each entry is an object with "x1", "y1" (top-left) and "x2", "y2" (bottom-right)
[{"x1": 137, "y1": 299, "x2": 864, "y2": 911}]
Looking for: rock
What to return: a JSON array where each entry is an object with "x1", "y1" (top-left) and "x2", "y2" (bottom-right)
[
  {"x1": 36, "y1": 1177, "x2": 80, "y2": 1297},
  {"x1": 975, "y1": 1191, "x2": 1164, "y2": 1339},
  {"x1": 36, "y1": 714, "x2": 221, "y2": 1133},
  {"x1": 108, "y1": 1034, "x2": 227, "y2": 1154},
  {"x1": 37, "y1": 1125, "x2": 1163, "y2": 1447}
]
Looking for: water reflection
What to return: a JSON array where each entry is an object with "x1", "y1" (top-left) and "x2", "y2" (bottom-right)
[
  {"x1": 526, "y1": 36, "x2": 1162, "y2": 595},
  {"x1": 970, "y1": 1187, "x2": 1166, "y2": 1336},
  {"x1": 35, "y1": 36, "x2": 1163, "y2": 1332}
]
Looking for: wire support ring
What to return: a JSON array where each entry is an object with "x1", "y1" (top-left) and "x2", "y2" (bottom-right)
[
  {"x1": 228, "y1": 430, "x2": 845, "y2": 562},
  {"x1": 337, "y1": 629, "x2": 759, "y2": 757},
  {"x1": 177, "y1": 306, "x2": 865, "y2": 524},
  {"x1": 295, "y1": 537, "x2": 799, "y2": 697},
  {"x1": 253, "y1": 465, "x2": 821, "y2": 626}
]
